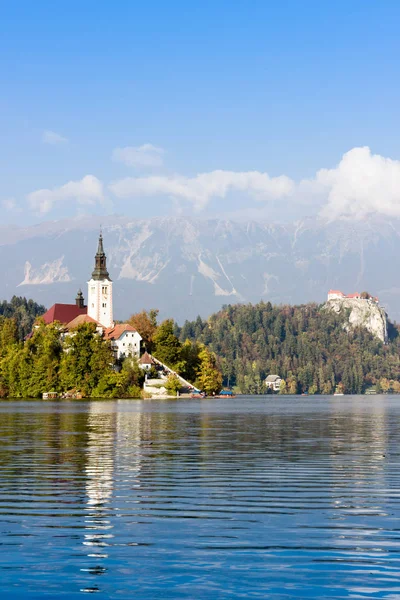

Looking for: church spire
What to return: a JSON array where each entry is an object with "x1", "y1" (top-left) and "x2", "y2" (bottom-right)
[
  {"x1": 91, "y1": 231, "x2": 111, "y2": 281},
  {"x1": 97, "y1": 230, "x2": 105, "y2": 255}
]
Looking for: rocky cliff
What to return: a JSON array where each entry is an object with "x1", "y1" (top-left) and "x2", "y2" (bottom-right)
[{"x1": 324, "y1": 298, "x2": 388, "y2": 343}]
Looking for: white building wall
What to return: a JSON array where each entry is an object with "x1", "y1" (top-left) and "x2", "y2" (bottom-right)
[
  {"x1": 112, "y1": 331, "x2": 141, "y2": 360},
  {"x1": 328, "y1": 292, "x2": 344, "y2": 301}
]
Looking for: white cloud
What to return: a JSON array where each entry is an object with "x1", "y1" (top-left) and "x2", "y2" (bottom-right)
[
  {"x1": 2, "y1": 197, "x2": 20, "y2": 212},
  {"x1": 109, "y1": 170, "x2": 294, "y2": 211},
  {"x1": 42, "y1": 130, "x2": 68, "y2": 145},
  {"x1": 24, "y1": 145, "x2": 400, "y2": 220},
  {"x1": 302, "y1": 146, "x2": 400, "y2": 219},
  {"x1": 27, "y1": 175, "x2": 103, "y2": 214},
  {"x1": 112, "y1": 144, "x2": 164, "y2": 168}
]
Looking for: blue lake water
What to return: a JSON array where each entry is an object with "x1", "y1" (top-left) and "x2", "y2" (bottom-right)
[{"x1": 0, "y1": 396, "x2": 400, "y2": 599}]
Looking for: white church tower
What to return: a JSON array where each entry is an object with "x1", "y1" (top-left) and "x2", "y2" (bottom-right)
[{"x1": 87, "y1": 232, "x2": 114, "y2": 328}]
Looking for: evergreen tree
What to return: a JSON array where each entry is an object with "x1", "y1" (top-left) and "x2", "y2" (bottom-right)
[{"x1": 153, "y1": 319, "x2": 185, "y2": 372}]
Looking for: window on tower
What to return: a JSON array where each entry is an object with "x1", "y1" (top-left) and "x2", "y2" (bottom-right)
[{"x1": 102, "y1": 286, "x2": 108, "y2": 295}]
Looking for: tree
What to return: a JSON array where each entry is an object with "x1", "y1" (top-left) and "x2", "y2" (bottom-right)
[
  {"x1": 196, "y1": 346, "x2": 222, "y2": 395},
  {"x1": 181, "y1": 339, "x2": 201, "y2": 383},
  {"x1": 392, "y1": 380, "x2": 400, "y2": 393},
  {"x1": 380, "y1": 377, "x2": 391, "y2": 393},
  {"x1": 0, "y1": 317, "x2": 18, "y2": 354},
  {"x1": 128, "y1": 309, "x2": 158, "y2": 351},
  {"x1": 26, "y1": 322, "x2": 63, "y2": 397},
  {"x1": 165, "y1": 374, "x2": 182, "y2": 396},
  {"x1": 279, "y1": 379, "x2": 287, "y2": 394},
  {"x1": 153, "y1": 319, "x2": 185, "y2": 372},
  {"x1": 59, "y1": 323, "x2": 114, "y2": 396}
]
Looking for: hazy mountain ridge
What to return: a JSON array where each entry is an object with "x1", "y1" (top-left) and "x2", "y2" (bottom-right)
[{"x1": 1, "y1": 215, "x2": 399, "y2": 323}]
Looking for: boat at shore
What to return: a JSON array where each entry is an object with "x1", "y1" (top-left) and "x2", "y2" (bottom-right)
[
  {"x1": 216, "y1": 390, "x2": 236, "y2": 398},
  {"x1": 190, "y1": 390, "x2": 236, "y2": 399}
]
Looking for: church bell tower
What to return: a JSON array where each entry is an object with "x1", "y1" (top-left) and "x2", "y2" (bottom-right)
[{"x1": 87, "y1": 232, "x2": 114, "y2": 328}]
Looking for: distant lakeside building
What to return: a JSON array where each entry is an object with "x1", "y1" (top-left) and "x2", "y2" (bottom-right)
[
  {"x1": 41, "y1": 233, "x2": 142, "y2": 360},
  {"x1": 265, "y1": 375, "x2": 282, "y2": 392}
]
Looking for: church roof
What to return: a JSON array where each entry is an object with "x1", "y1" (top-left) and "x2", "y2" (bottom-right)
[
  {"x1": 42, "y1": 303, "x2": 87, "y2": 325},
  {"x1": 104, "y1": 323, "x2": 140, "y2": 340},
  {"x1": 66, "y1": 314, "x2": 99, "y2": 330}
]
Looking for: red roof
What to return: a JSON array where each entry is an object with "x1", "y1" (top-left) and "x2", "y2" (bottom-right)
[
  {"x1": 345, "y1": 293, "x2": 360, "y2": 298},
  {"x1": 139, "y1": 351, "x2": 156, "y2": 365},
  {"x1": 328, "y1": 290, "x2": 344, "y2": 295},
  {"x1": 42, "y1": 303, "x2": 87, "y2": 325},
  {"x1": 104, "y1": 323, "x2": 139, "y2": 340}
]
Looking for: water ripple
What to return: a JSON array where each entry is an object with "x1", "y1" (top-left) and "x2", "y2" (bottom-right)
[{"x1": 0, "y1": 396, "x2": 399, "y2": 598}]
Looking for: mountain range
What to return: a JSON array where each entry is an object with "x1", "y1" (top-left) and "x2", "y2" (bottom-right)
[{"x1": 0, "y1": 215, "x2": 399, "y2": 323}]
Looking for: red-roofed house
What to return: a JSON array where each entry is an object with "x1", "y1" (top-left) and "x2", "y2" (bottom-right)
[
  {"x1": 104, "y1": 324, "x2": 142, "y2": 360},
  {"x1": 138, "y1": 351, "x2": 156, "y2": 371}
]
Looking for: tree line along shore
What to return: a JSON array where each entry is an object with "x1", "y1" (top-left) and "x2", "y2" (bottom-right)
[{"x1": 1, "y1": 296, "x2": 400, "y2": 397}]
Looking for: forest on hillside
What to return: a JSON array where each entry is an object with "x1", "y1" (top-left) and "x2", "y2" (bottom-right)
[{"x1": 177, "y1": 301, "x2": 400, "y2": 394}]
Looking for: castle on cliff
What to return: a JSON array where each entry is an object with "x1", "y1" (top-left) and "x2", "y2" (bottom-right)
[{"x1": 327, "y1": 290, "x2": 379, "y2": 304}]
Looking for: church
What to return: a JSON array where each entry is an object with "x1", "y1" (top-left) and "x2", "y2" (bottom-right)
[{"x1": 41, "y1": 232, "x2": 142, "y2": 360}]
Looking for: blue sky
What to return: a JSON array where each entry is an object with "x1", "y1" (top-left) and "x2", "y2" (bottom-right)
[{"x1": 2, "y1": 1, "x2": 400, "y2": 224}]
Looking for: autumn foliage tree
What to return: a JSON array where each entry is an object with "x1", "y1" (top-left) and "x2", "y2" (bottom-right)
[
  {"x1": 128, "y1": 309, "x2": 159, "y2": 351},
  {"x1": 196, "y1": 346, "x2": 222, "y2": 395}
]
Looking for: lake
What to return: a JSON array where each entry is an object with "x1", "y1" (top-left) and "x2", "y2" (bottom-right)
[{"x1": 0, "y1": 396, "x2": 399, "y2": 599}]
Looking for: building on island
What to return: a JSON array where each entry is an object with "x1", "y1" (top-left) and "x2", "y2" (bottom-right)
[
  {"x1": 104, "y1": 324, "x2": 141, "y2": 360},
  {"x1": 41, "y1": 232, "x2": 142, "y2": 357},
  {"x1": 138, "y1": 351, "x2": 157, "y2": 371},
  {"x1": 265, "y1": 374, "x2": 282, "y2": 392}
]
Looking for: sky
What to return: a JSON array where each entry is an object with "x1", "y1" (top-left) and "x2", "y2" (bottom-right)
[{"x1": 2, "y1": 0, "x2": 400, "y2": 225}]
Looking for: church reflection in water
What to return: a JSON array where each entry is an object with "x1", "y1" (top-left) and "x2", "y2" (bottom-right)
[
  {"x1": 83, "y1": 402, "x2": 116, "y2": 559},
  {"x1": 82, "y1": 402, "x2": 147, "y2": 556}
]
